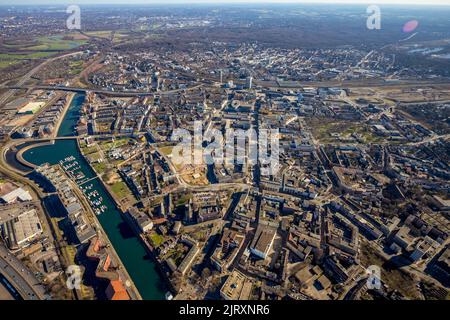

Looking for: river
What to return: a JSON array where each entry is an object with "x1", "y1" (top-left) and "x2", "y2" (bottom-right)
[{"x1": 22, "y1": 93, "x2": 166, "y2": 300}]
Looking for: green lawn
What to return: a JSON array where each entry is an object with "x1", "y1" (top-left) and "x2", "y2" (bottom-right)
[
  {"x1": 0, "y1": 35, "x2": 87, "y2": 70},
  {"x1": 100, "y1": 138, "x2": 130, "y2": 151},
  {"x1": 69, "y1": 60, "x2": 84, "y2": 75},
  {"x1": 0, "y1": 52, "x2": 57, "y2": 70},
  {"x1": 27, "y1": 36, "x2": 87, "y2": 51},
  {"x1": 110, "y1": 181, "x2": 130, "y2": 199},
  {"x1": 176, "y1": 193, "x2": 192, "y2": 206},
  {"x1": 166, "y1": 245, "x2": 186, "y2": 265},
  {"x1": 81, "y1": 145, "x2": 98, "y2": 155},
  {"x1": 149, "y1": 233, "x2": 165, "y2": 247},
  {"x1": 0, "y1": 60, "x2": 19, "y2": 69},
  {"x1": 92, "y1": 162, "x2": 107, "y2": 174}
]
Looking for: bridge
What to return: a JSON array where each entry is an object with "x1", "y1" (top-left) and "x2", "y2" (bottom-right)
[
  {"x1": 12, "y1": 133, "x2": 134, "y2": 144},
  {"x1": 0, "y1": 244, "x2": 47, "y2": 300},
  {"x1": 3, "y1": 84, "x2": 203, "y2": 97}
]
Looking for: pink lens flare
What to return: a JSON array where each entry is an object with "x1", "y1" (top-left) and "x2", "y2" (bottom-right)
[{"x1": 403, "y1": 20, "x2": 419, "y2": 33}]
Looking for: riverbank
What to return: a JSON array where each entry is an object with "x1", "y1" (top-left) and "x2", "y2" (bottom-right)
[
  {"x1": 53, "y1": 93, "x2": 75, "y2": 138},
  {"x1": 74, "y1": 138, "x2": 142, "y2": 299},
  {"x1": 76, "y1": 138, "x2": 175, "y2": 297},
  {"x1": 20, "y1": 94, "x2": 166, "y2": 299}
]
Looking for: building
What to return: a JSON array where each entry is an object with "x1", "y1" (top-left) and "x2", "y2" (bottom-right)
[
  {"x1": 178, "y1": 236, "x2": 200, "y2": 275},
  {"x1": 410, "y1": 238, "x2": 434, "y2": 262},
  {"x1": 17, "y1": 101, "x2": 45, "y2": 115},
  {"x1": 0, "y1": 209, "x2": 43, "y2": 250},
  {"x1": 211, "y1": 228, "x2": 245, "y2": 272},
  {"x1": 431, "y1": 196, "x2": 450, "y2": 212},
  {"x1": 392, "y1": 226, "x2": 414, "y2": 250},
  {"x1": 125, "y1": 207, "x2": 153, "y2": 234},
  {"x1": 220, "y1": 270, "x2": 252, "y2": 300},
  {"x1": 250, "y1": 226, "x2": 276, "y2": 259},
  {"x1": 430, "y1": 246, "x2": 450, "y2": 287},
  {"x1": 0, "y1": 187, "x2": 33, "y2": 204},
  {"x1": 246, "y1": 76, "x2": 253, "y2": 89},
  {"x1": 105, "y1": 280, "x2": 130, "y2": 300}
]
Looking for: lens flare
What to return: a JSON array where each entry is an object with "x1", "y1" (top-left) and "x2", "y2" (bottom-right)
[{"x1": 403, "y1": 20, "x2": 419, "y2": 33}]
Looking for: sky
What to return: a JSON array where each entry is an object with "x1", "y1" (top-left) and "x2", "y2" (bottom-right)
[{"x1": 1, "y1": 0, "x2": 449, "y2": 5}]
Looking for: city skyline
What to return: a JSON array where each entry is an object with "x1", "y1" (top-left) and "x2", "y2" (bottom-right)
[
  {"x1": 0, "y1": 0, "x2": 448, "y2": 306},
  {"x1": 1, "y1": 0, "x2": 450, "y2": 6}
]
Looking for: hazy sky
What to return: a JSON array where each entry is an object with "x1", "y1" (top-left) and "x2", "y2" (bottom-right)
[{"x1": 1, "y1": 0, "x2": 449, "y2": 5}]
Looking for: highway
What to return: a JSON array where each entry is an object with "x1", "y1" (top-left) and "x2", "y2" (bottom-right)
[
  {"x1": 0, "y1": 244, "x2": 47, "y2": 300},
  {"x1": 2, "y1": 83, "x2": 204, "y2": 98},
  {"x1": 0, "y1": 51, "x2": 83, "y2": 108},
  {"x1": 255, "y1": 78, "x2": 450, "y2": 89}
]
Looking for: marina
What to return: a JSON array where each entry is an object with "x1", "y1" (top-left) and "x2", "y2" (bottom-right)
[
  {"x1": 21, "y1": 94, "x2": 166, "y2": 300},
  {"x1": 59, "y1": 157, "x2": 108, "y2": 216}
]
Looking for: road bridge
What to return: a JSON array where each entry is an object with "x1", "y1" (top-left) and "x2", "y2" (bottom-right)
[{"x1": 0, "y1": 244, "x2": 47, "y2": 300}]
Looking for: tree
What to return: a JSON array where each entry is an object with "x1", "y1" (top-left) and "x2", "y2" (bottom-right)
[{"x1": 201, "y1": 267, "x2": 211, "y2": 279}]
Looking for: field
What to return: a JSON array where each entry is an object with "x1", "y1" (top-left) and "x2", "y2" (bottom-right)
[
  {"x1": 0, "y1": 35, "x2": 87, "y2": 70},
  {"x1": 398, "y1": 104, "x2": 450, "y2": 135},
  {"x1": 110, "y1": 181, "x2": 131, "y2": 199},
  {"x1": 69, "y1": 60, "x2": 84, "y2": 76},
  {"x1": 149, "y1": 233, "x2": 165, "y2": 247},
  {"x1": 80, "y1": 144, "x2": 98, "y2": 155},
  {"x1": 92, "y1": 162, "x2": 107, "y2": 174},
  {"x1": 0, "y1": 51, "x2": 57, "y2": 64},
  {"x1": 19, "y1": 35, "x2": 87, "y2": 51},
  {"x1": 0, "y1": 60, "x2": 20, "y2": 69},
  {"x1": 83, "y1": 31, "x2": 113, "y2": 39},
  {"x1": 176, "y1": 193, "x2": 192, "y2": 206},
  {"x1": 99, "y1": 138, "x2": 131, "y2": 151},
  {"x1": 360, "y1": 242, "x2": 422, "y2": 299},
  {"x1": 306, "y1": 118, "x2": 385, "y2": 144}
]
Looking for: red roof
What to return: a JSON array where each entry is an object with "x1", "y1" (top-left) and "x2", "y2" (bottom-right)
[{"x1": 105, "y1": 280, "x2": 130, "y2": 300}]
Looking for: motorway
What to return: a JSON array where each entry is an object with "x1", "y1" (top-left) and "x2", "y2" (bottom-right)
[
  {"x1": 0, "y1": 244, "x2": 47, "y2": 300},
  {"x1": 2, "y1": 83, "x2": 204, "y2": 98},
  {"x1": 0, "y1": 51, "x2": 83, "y2": 108},
  {"x1": 3, "y1": 73, "x2": 450, "y2": 102}
]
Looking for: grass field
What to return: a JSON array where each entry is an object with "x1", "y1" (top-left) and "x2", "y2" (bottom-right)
[
  {"x1": 176, "y1": 193, "x2": 192, "y2": 206},
  {"x1": 149, "y1": 233, "x2": 165, "y2": 247},
  {"x1": 110, "y1": 181, "x2": 131, "y2": 199},
  {"x1": 100, "y1": 138, "x2": 130, "y2": 151},
  {"x1": 306, "y1": 118, "x2": 384, "y2": 144},
  {"x1": 83, "y1": 31, "x2": 113, "y2": 39},
  {"x1": 360, "y1": 242, "x2": 422, "y2": 299},
  {"x1": 27, "y1": 35, "x2": 87, "y2": 51},
  {"x1": 0, "y1": 60, "x2": 20, "y2": 69},
  {"x1": 69, "y1": 60, "x2": 84, "y2": 75},
  {"x1": 92, "y1": 162, "x2": 107, "y2": 174},
  {"x1": 0, "y1": 52, "x2": 56, "y2": 60},
  {"x1": 0, "y1": 34, "x2": 87, "y2": 70},
  {"x1": 80, "y1": 145, "x2": 98, "y2": 155},
  {"x1": 0, "y1": 51, "x2": 54, "y2": 71}
]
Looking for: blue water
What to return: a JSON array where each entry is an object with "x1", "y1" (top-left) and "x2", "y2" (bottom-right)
[{"x1": 23, "y1": 94, "x2": 166, "y2": 300}]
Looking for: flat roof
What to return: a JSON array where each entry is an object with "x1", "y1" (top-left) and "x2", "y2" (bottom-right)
[{"x1": 18, "y1": 101, "x2": 46, "y2": 114}]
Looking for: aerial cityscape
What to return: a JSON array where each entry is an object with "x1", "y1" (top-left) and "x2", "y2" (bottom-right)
[{"x1": 0, "y1": 0, "x2": 449, "y2": 304}]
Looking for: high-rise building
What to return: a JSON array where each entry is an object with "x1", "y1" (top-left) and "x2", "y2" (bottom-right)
[{"x1": 246, "y1": 76, "x2": 253, "y2": 89}]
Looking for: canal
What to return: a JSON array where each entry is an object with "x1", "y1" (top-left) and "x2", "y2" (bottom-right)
[{"x1": 22, "y1": 94, "x2": 166, "y2": 300}]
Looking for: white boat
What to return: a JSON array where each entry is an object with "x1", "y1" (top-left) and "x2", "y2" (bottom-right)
[{"x1": 165, "y1": 292, "x2": 173, "y2": 300}]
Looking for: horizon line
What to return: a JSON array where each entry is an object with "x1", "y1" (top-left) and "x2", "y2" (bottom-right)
[{"x1": 1, "y1": 1, "x2": 450, "y2": 7}]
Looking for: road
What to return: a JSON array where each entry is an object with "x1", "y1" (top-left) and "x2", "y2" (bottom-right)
[
  {"x1": 343, "y1": 277, "x2": 368, "y2": 300},
  {"x1": 2, "y1": 83, "x2": 204, "y2": 98},
  {"x1": 362, "y1": 239, "x2": 447, "y2": 289},
  {"x1": 255, "y1": 78, "x2": 450, "y2": 90},
  {"x1": 2, "y1": 133, "x2": 136, "y2": 153},
  {"x1": 0, "y1": 51, "x2": 83, "y2": 108},
  {"x1": 0, "y1": 244, "x2": 47, "y2": 300}
]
